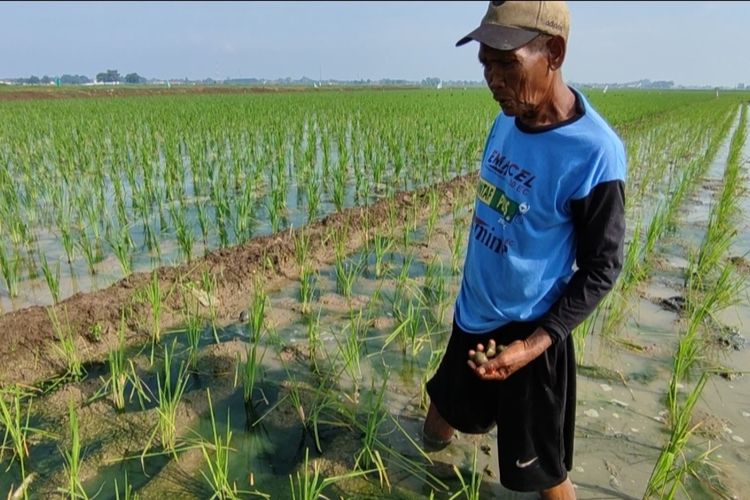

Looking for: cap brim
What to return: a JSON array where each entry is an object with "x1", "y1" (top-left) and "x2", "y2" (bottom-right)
[{"x1": 456, "y1": 24, "x2": 539, "y2": 51}]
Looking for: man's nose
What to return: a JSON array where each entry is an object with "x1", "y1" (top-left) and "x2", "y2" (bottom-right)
[{"x1": 487, "y1": 69, "x2": 504, "y2": 89}]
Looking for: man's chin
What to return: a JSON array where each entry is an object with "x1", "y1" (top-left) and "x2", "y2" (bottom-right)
[{"x1": 500, "y1": 104, "x2": 517, "y2": 116}]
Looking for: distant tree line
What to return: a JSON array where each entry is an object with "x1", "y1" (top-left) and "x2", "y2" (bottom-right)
[
  {"x1": 8, "y1": 69, "x2": 146, "y2": 85},
  {"x1": 11, "y1": 74, "x2": 91, "y2": 85},
  {"x1": 95, "y1": 70, "x2": 146, "y2": 84}
]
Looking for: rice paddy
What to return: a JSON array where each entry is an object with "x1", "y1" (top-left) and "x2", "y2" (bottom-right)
[{"x1": 1, "y1": 87, "x2": 749, "y2": 498}]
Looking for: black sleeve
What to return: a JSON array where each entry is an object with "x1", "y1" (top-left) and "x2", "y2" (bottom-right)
[{"x1": 538, "y1": 179, "x2": 626, "y2": 344}]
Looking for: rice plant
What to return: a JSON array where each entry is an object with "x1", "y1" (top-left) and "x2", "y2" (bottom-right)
[
  {"x1": 77, "y1": 229, "x2": 101, "y2": 275},
  {"x1": 198, "y1": 388, "x2": 241, "y2": 500},
  {"x1": 299, "y1": 265, "x2": 317, "y2": 316},
  {"x1": 58, "y1": 399, "x2": 87, "y2": 499},
  {"x1": 0, "y1": 385, "x2": 39, "y2": 489},
  {"x1": 289, "y1": 447, "x2": 369, "y2": 500},
  {"x1": 0, "y1": 244, "x2": 20, "y2": 298},
  {"x1": 306, "y1": 308, "x2": 322, "y2": 373},
  {"x1": 106, "y1": 223, "x2": 133, "y2": 277},
  {"x1": 184, "y1": 305, "x2": 203, "y2": 369},
  {"x1": 113, "y1": 472, "x2": 139, "y2": 500},
  {"x1": 146, "y1": 341, "x2": 190, "y2": 455},
  {"x1": 248, "y1": 282, "x2": 267, "y2": 343},
  {"x1": 237, "y1": 329, "x2": 265, "y2": 405},
  {"x1": 372, "y1": 233, "x2": 393, "y2": 279},
  {"x1": 48, "y1": 306, "x2": 83, "y2": 380},
  {"x1": 353, "y1": 378, "x2": 391, "y2": 489},
  {"x1": 425, "y1": 187, "x2": 440, "y2": 245},
  {"x1": 202, "y1": 270, "x2": 220, "y2": 343},
  {"x1": 144, "y1": 270, "x2": 163, "y2": 343},
  {"x1": 39, "y1": 253, "x2": 61, "y2": 303},
  {"x1": 645, "y1": 373, "x2": 711, "y2": 499},
  {"x1": 448, "y1": 445, "x2": 483, "y2": 500},
  {"x1": 108, "y1": 313, "x2": 128, "y2": 411}
]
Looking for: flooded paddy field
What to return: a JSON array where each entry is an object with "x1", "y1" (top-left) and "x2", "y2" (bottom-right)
[{"x1": 1, "y1": 88, "x2": 749, "y2": 498}]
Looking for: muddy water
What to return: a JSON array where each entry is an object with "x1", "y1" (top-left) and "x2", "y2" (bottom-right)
[{"x1": 569, "y1": 105, "x2": 750, "y2": 499}]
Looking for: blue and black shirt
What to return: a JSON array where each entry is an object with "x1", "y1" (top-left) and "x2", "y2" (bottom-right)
[{"x1": 454, "y1": 88, "x2": 627, "y2": 344}]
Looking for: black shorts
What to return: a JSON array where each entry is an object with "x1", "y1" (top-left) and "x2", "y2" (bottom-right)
[{"x1": 425, "y1": 319, "x2": 576, "y2": 492}]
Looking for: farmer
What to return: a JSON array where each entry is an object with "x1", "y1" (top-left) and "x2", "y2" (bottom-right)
[{"x1": 423, "y1": 1, "x2": 626, "y2": 498}]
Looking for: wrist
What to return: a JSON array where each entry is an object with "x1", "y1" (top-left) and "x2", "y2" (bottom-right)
[{"x1": 523, "y1": 327, "x2": 553, "y2": 357}]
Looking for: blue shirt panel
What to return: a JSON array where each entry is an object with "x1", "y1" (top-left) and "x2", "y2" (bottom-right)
[{"x1": 454, "y1": 89, "x2": 627, "y2": 334}]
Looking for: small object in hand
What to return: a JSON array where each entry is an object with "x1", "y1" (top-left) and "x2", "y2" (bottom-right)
[
  {"x1": 473, "y1": 351, "x2": 489, "y2": 365},
  {"x1": 486, "y1": 340, "x2": 497, "y2": 358}
]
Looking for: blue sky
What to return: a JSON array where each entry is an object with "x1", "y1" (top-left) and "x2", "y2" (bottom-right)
[{"x1": 1, "y1": 1, "x2": 748, "y2": 86}]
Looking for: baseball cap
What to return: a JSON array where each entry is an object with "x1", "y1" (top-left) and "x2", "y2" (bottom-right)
[{"x1": 456, "y1": 1, "x2": 570, "y2": 51}]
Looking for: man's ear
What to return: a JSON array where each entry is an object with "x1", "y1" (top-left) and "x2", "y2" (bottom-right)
[{"x1": 547, "y1": 35, "x2": 566, "y2": 70}]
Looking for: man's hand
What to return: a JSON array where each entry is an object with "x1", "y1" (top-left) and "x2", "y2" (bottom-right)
[{"x1": 467, "y1": 327, "x2": 553, "y2": 381}]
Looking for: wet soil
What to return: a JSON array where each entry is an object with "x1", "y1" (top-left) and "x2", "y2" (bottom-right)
[{"x1": 0, "y1": 173, "x2": 477, "y2": 388}]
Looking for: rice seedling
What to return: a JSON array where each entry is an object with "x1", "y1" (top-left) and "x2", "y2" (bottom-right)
[
  {"x1": 237, "y1": 329, "x2": 265, "y2": 405},
  {"x1": 198, "y1": 388, "x2": 241, "y2": 500},
  {"x1": 202, "y1": 270, "x2": 220, "y2": 344},
  {"x1": 108, "y1": 313, "x2": 128, "y2": 411},
  {"x1": 106, "y1": 223, "x2": 133, "y2": 277},
  {"x1": 77, "y1": 229, "x2": 101, "y2": 275},
  {"x1": 353, "y1": 377, "x2": 391, "y2": 489},
  {"x1": 142, "y1": 220, "x2": 161, "y2": 259},
  {"x1": 48, "y1": 306, "x2": 83, "y2": 380},
  {"x1": 146, "y1": 341, "x2": 191, "y2": 455},
  {"x1": 184, "y1": 305, "x2": 203, "y2": 369},
  {"x1": 305, "y1": 172, "x2": 321, "y2": 224},
  {"x1": 331, "y1": 313, "x2": 366, "y2": 390},
  {"x1": 372, "y1": 233, "x2": 394, "y2": 279},
  {"x1": 334, "y1": 252, "x2": 363, "y2": 300},
  {"x1": 59, "y1": 225, "x2": 76, "y2": 265},
  {"x1": 58, "y1": 399, "x2": 87, "y2": 499},
  {"x1": 171, "y1": 205, "x2": 194, "y2": 263},
  {"x1": 196, "y1": 200, "x2": 210, "y2": 250},
  {"x1": 293, "y1": 227, "x2": 311, "y2": 269},
  {"x1": 144, "y1": 270, "x2": 163, "y2": 343},
  {"x1": 450, "y1": 220, "x2": 466, "y2": 276},
  {"x1": 39, "y1": 253, "x2": 61, "y2": 303},
  {"x1": 113, "y1": 471, "x2": 139, "y2": 500},
  {"x1": 306, "y1": 308, "x2": 322, "y2": 373},
  {"x1": 299, "y1": 265, "x2": 317, "y2": 316},
  {"x1": 423, "y1": 256, "x2": 447, "y2": 307},
  {"x1": 0, "y1": 244, "x2": 20, "y2": 298},
  {"x1": 0, "y1": 386, "x2": 38, "y2": 487},
  {"x1": 385, "y1": 298, "x2": 428, "y2": 357},
  {"x1": 448, "y1": 445, "x2": 483, "y2": 500},
  {"x1": 248, "y1": 282, "x2": 267, "y2": 343},
  {"x1": 425, "y1": 187, "x2": 441, "y2": 245},
  {"x1": 289, "y1": 447, "x2": 369, "y2": 500},
  {"x1": 332, "y1": 164, "x2": 347, "y2": 214},
  {"x1": 645, "y1": 373, "x2": 710, "y2": 499}
]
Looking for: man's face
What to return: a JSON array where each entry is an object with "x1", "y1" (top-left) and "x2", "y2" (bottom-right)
[{"x1": 478, "y1": 40, "x2": 553, "y2": 118}]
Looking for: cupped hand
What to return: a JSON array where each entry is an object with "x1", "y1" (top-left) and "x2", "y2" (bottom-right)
[
  {"x1": 466, "y1": 328, "x2": 554, "y2": 381},
  {"x1": 467, "y1": 339, "x2": 529, "y2": 381}
]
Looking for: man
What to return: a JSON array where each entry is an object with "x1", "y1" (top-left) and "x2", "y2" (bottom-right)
[{"x1": 423, "y1": 1, "x2": 626, "y2": 498}]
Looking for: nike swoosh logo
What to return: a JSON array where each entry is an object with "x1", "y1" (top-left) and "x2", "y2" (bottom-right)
[{"x1": 515, "y1": 457, "x2": 539, "y2": 469}]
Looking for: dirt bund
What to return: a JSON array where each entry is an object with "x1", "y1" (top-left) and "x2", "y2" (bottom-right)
[
  {"x1": 0, "y1": 173, "x2": 477, "y2": 388},
  {"x1": 0, "y1": 85, "x2": 423, "y2": 101}
]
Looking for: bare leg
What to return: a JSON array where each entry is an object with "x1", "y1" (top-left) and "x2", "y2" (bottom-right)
[
  {"x1": 540, "y1": 477, "x2": 575, "y2": 500},
  {"x1": 422, "y1": 402, "x2": 454, "y2": 446}
]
